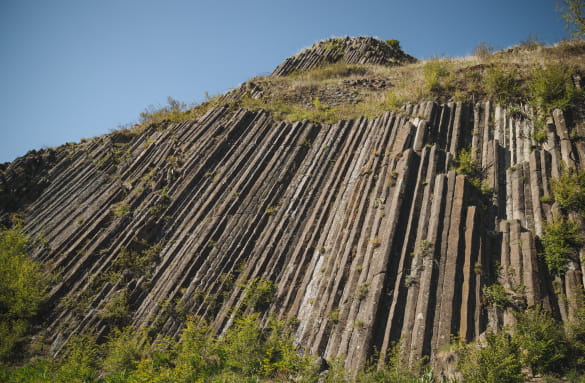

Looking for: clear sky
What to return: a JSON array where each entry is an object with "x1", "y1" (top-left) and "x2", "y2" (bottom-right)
[{"x1": 0, "y1": 0, "x2": 568, "y2": 163}]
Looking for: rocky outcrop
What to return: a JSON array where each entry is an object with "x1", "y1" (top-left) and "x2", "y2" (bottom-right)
[
  {"x1": 2, "y1": 98, "x2": 584, "y2": 370},
  {"x1": 271, "y1": 36, "x2": 416, "y2": 77},
  {"x1": 0, "y1": 147, "x2": 65, "y2": 222}
]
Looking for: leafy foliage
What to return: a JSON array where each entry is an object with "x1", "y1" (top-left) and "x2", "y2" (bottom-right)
[
  {"x1": 243, "y1": 277, "x2": 275, "y2": 312},
  {"x1": 541, "y1": 218, "x2": 583, "y2": 275},
  {"x1": 529, "y1": 64, "x2": 584, "y2": 112},
  {"x1": 515, "y1": 307, "x2": 569, "y2": 375},
  {"x1": 457, "y1": 332, "x2": 524, "y2": 383},
  {"x1": 551, "y1": 167, "x2": 585, "y2": 215},
  {"x1": 423, "y1": 59, "x2": 451, "y2": 95},
  {"x1": 385, "y1": 39, "x2": 401, "y2": 50},
  {"x1": 482, "y1": 284, "x2": 511, "y2": 308},
  {"x1": 2, "y1": 315, "x2": 316, "y2": 383},
  {"x1": 558, "y1": 0, "x2": 585, "y2": 38},
  {"x1": 452, "y1": 148, "x2": 477, "y2": 176},
  {"x1": 0, "y1": 227, "x2": 49, "y2": 362},
  {"x1": 484, "y1": 65, "x2": 520, "y2": 104}
]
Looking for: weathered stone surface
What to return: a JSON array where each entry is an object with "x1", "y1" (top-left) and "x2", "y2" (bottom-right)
[
  {"x1": 271, "y1": 37, "x2": 416, "y2": 77},
  {"x1": 1, "y1": 100, "x2": 584, "y2": 370}
]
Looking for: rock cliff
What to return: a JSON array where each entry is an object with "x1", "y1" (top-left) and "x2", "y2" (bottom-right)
[{"x1": 1, "y1": 37, "x2": 584, "y2": 372}]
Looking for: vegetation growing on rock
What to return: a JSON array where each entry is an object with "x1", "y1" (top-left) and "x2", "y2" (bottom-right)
[{"x1": 2, "y1": 33, "x2": 585, "y2": 382}]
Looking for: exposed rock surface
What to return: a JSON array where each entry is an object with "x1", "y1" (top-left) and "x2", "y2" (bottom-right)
[
  {"x1": 272, "y1": 36, "x2": 416, "y2": 77},
  {"x1": 2, "y1": 100, "x2": 584, "y2": 371},
  {"x1": 2, "y1": 36, "x2": 585, "y2": 373}
]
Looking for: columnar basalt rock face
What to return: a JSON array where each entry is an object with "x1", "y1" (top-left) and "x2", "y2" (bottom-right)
[
  {"x1": 271, "y1": 36, "x2": 416, "y2": 77},
  {"x1": 2, "y1": 98, "x2": 584, "y2": 370}
]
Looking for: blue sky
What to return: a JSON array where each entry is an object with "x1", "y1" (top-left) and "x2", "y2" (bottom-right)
[{"x1": 0, "y1": 0, "x2": 568, "y2": 163}]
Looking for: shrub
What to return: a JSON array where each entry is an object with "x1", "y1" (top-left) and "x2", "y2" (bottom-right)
[
  {"x1": 385, "y1": 39, "x2": 401, "y2": 50},
  {"x1": 541, "y1": 218, "x2": 583, "y2": 275},
  {"x1": 550, "y1": 167, "x2": 585, "y2": 215},
  {"x1": 219, "y1": 315, "x2": 267, "y2": 376},
  {"x1": 172, "y1": 317, "x2": 220, "y2": 381},
  {"x1": 482, "y1": 284, "x2": 511, "y2": 308},
  {"x1": 484, "y1": 65, "x2": 520, "y2": 104},
  {"x1": 0, "y1": 227, "x2": 48, "y2": 362},
  {"x1": 54, "y1": 335, "x2": 101, "y2": 382},
  {"x1": 383, "y1": 91, "x2": 405, "y2": 110},
  {"x1": 453, "y1": 148, "x2": 492, "y2": 193},
  {"x1": 457, "y1": 332, "x2": 524, "y2": 383},
  {"x1": 322, "y1": 38, "x2": 342, "y2": 51},
  {"x1": 102, "y1": 326, "x2": 149, "y2": 375},
  {"x1": 243, "y1": 277, "x2": 275, "y2": 312},
  {"x1": 355, "y1": 342, "x2": 423, "y2": 382},
  {"x1": 98, "y1": 290, "x2": 130, "y2": 326},
  {"x1": 533, "y1": 126, "x2": 548, "y2": 144},
  {"x1": 423, "y1": 59, "x2": 450, "y2": 94},
  {"x1": 529, "y1": 64, "x2": 584, "y2": 112},
  {"x1": 356, "y1": 283, "x2": 369, "y2": 300},
  {"x1": 515, "y1": 307, "x2": 569, "y2": 375},
  {"x1": 453, "y1": 148, "x2": 477, "y2": 176},
  {"x1": 328, "y1": 309, "x2": 340, "y2": 324}
]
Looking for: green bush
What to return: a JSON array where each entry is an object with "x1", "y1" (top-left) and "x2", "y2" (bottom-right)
[
  {"x1": 383, "y1": 91, "x2": 405, "y2": 110},
  {"x1": 484, "y1": 65, "x2": 520, "y2": 104},
  {"x1": 482, "y1": 284, "x2": 511, "y2": 308},
  {"x1": 423, "y1": 59, "x2": 450, "y2": 94},
  {"x1": 453, "y1": 148, "x2": 476, "y2": 176},
  {"x1": 98, "y1": 290, "x2": 130, "y2": 327},
  {"x1": 101, "y1": 327, "x2": 148, "y2": 376},
  {"x1": 529, "y1": 65, "x2": 584, "y2": 112},
  {"x1": 550, "y1": 168, "x2": 585, "y2": 215},
  {"x1": 515, "y1": 307, "x2": 569, "y2": 375},
  {"x1": 354, "y1": 342, "x2": 425, "y2": 383},
  {"x1": 0, "y1": 227, "x2": 49, "y2": 362},
  {"x1": 457, "y1": 332, "x2": 524, "y2": 383},
  {"x1": 243, "y1": 277, "x2": 275, "y2": 312},
  {"x1": 452, "y1": 148, "x2": 491, "y2": 195},
  {"x1": 533, "y1": 126, "x2": 548, "y2": 144},
  {"x1": 385, "y1": 39, "x2": 401, "y2": 50},
  {"x1": 54, "y1": 335, "x2": 101, "y2": 383},
  {"x1": 541, "y1": 218, "x2": 583, "y2": 275}
]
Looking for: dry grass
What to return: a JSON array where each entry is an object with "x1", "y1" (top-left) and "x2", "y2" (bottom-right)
[{"x1": 122, "y1": 39, "x2": 585, "y2": 128}]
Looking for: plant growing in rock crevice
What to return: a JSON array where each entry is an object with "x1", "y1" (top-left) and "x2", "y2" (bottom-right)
[
  {"x1": 550, "y1": 167, "x2": 585, "y2": 216},
  {"x1": 540, "y1": 217, "x2": 583, "y2": 275},
  {"x1": 482, "y1": 284, "x2": 511, "y2": 308},
  {"x1": 242, "y1": 277, "x2": 275, "y2": 312}
]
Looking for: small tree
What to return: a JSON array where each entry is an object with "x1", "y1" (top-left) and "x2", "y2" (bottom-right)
[{"x1": 558, "y1": 0, "x2": 585, "y2": 38}]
